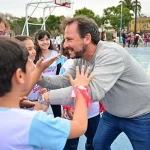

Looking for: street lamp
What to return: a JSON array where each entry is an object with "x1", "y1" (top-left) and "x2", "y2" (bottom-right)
[{"x1": 120, "y1": 2, "x2": 123, "y2": 43}]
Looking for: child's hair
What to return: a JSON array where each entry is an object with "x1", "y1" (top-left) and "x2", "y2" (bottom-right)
[
  {"x1": 60, "y1": 39, "x2": 70, "y2": 58},
  {"x1": 0, "y1": 37, "x2": 28, "y2": 96},
  {"x1": 34, "y1": 30, "x2": 54, "y2": 63},
  {"x1": 14, "y1": 35, "x2": 32, "y2": 42},
  {"x1": 0, "y1": 16, "x2": 8, "y2": 28}
]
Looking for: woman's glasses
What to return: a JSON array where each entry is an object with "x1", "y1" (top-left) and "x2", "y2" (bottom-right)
[{"x1": 0, "y1": 30, "x2": 9, "y2": 36}]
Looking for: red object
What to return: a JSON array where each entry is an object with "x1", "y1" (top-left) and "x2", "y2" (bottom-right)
[
  {"x1": 99, "y1": 102, "x2": 105, "y2": 112},
  {"x1": 54, "y1": 0, "x2": 71, "y2": 8},
  {"x1": 63, "y1": 105, "x2": 73, "y2": 110},
  {"x1": 72, "y1": 86, "x2": 92, "y2": 107},
  {"x1": 63, "y1": 86, "x2": 92, "y2": 112}
]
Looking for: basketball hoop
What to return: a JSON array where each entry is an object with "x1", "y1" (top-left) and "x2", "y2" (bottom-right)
[
  {"x1": 54, "y1": 0, "x2": 72, "y2": 8},
  {"x1": 54, "y1": 0, "x2": 74, "y2": 16},
  {"x1": 61, "y1": 2, "x2": 67, "y2": 6},
  {"x1": 62, "y1": 2, "x2": 70, "y2": 6}
]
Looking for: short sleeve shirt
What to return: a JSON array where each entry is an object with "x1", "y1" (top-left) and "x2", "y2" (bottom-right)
[{"x1": 0, "y1": 107, "x2": 70, "y2": 150}]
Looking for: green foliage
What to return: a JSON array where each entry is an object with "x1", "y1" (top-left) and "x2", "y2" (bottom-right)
[
  {"x1": 94, "y1": 15, "x2": 105, "y2": 27},
  {"x1": 9, "y1": 17, "x2": 26, "y2": 35},
  {"x1": 46, "y1": 15, "x2": 64, "y2": 35},
  {"x1": 103, "y1": 5, "x2": 133, "y2": 31},
  {"x1": 28, "y1": 17, "x2": 42, "y2": 36},
  {"x1": 2, "y1": 2, "x2": 142, "y2": 36},
  {"x1": 7, "y1": 16, "x2": 41, "y2": 36},
  {"x1": 5, "y1": 14, "x2": 64, "y2": 36},
  {"x1": 119, "y1": 0, "x2": 141, "y2": 14},
  {"x1": 74, "y1": 7, "x2": 102, "y2": 27},
  {"x1": 74, "y1": 7, "x2": 95, "y2": 19}
]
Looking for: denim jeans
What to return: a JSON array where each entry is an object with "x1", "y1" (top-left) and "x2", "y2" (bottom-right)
[
  {"x1": 93, "y1": 111, "x2": 150, "y2": 150},
  {"x1": 64, "y1": 114, "x2": 100, "y2": 150}
]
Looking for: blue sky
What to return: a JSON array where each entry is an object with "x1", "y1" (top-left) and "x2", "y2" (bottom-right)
[{"x1": 0, "y1": 0, "x2": 149, "y2": 18}]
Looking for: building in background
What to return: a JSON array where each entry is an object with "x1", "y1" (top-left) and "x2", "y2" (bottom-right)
[{"x1": 130, "y1": 17, "x2": 150, "y2": 33}]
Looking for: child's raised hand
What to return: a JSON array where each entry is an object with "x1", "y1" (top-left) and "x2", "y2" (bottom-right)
[{"x1": 36, "y1": 54, "x2": 60, "y2": 71}]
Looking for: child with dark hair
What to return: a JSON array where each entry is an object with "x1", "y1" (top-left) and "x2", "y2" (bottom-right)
[
  {"x1": 34, "y1": 30, "x2": 67, "y2": 117},
  {"x1": 0, "y1": 36, "x2": 92, "y2": 150},
  {"x1": 101, "y1": 31, "x2": 105, "y2": 41},
  {"x1": 14, "y1": 35, "x2": 36, "y2": 62},
  {"x1": 14, "y1": 35, "x2": 46, "y2": 109},
  {"x1": 134, "y1": 32, "x2": 140, "y2": 47}
]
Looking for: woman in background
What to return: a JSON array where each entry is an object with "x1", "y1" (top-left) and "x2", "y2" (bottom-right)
[{"x1": 34, "y1": 30, "x2": 67, "y2": 117}]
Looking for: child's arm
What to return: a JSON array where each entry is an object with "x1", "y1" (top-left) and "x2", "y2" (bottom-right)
[
  {"x1": 65, "y1": 66, "x2": 94, "y2": 139},
  {"x1": 20, "y1": 100, "x2": 36, "y2": 108},
  {"x1": 68, "y1": 91, "x2": 88, "y2": 138},
  {"x1": 19, "y1": 96, "x2": 36, "y2": 108},
  {"x1": 21, "y1": 55, "x2": 59, "y2": 97},
  {"x1": 34, "y1": 66, "x2": 94, "y2": 139},
  {"x1": 28, "y1": 66, "x2": 94, "y2": 149}
]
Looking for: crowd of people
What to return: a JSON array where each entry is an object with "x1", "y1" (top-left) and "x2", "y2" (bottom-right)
[
  {"x1": 122, "y1": 29, "x2": 150, "y2": 48},
  {"x1": 1, "y1": 15, "x2": 150, "y2": 150},
  {"x1": 51, "y1": 34, "x2": 62, "y2": 51}
]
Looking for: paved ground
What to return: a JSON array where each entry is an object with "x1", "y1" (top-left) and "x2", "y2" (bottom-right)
[
  {"x1": 78, "y1": 46, "x2": 150, "y2": 150},
  {"x1": 126, "y1": 46, "x2": 150, "y2": 74},
  {"x1": 78, "y1": 132, "x2": 132, "y2": 150}
]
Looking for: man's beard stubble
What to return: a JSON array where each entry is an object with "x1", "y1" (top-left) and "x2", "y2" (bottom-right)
[{"x1": 74, "y1": 45, "x2": 87, "y2": 59}]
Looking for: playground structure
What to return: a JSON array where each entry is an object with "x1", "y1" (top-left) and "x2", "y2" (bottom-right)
[{"x1": 22, "y1": 0, "x2": 73, "y2": 35}]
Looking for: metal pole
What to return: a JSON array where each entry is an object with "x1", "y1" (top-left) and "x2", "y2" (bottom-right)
[
  {"x1": 120, "y1": 2, "x2": 123, "y2": 43},
  {"x1": 43, "y1": 7, "x2": 46, "y2": 30},
  {"x1": 25, "y1": 4, "x2": 29, "y2": 36},
  {"x1": 22, "y1": 1, "x2": 53, "y2": 35},
  {"x1": 134, "y1": 0, "x2": 137, "y2": 34}
]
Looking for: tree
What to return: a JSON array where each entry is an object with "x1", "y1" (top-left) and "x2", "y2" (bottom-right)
[
  {"x1": 28, "y1": 17, "x2": 43, "y2": 35},
  {"x1": 119, "y1": 0, "x2": 141, "y2": 14},
  {"x1": 103, "y1": 5, "x2": 132, "y2": 31},
  {"x1": 95, "y1": 15, "x2": 108, "y2": 31},
  {"x1": 94, "y1": 15, "x2": 106, "y2": 28},
  {"x1": 9, "y1": 17, "x2": 26, "y2": 35},
  {"x1": 46, "y1": 15, "x2": 64, "y2": 35},
  {"x1": 119, "y1": 0, "x2": 141, "y2": 33},
  {"x1": 11, "y1": 17, "x2": 41, "y2": 36},
  {"x1": 74, "y1": 7, "x2": 95, "y2": 20},
  {"x1": 74, "y1": 7, "x2": 104, "y2": 28},
  {"x1": 132, "y1": 0, "x2": 141, "y2": 14}
]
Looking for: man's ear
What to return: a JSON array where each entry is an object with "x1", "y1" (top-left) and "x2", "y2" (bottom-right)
[
  {"x1": 15, "y1": 68, "x2": 25, "y2": 84},
  {"x1": 84, "y1": 33, "x2": 91, "y2": 44}
]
